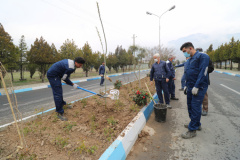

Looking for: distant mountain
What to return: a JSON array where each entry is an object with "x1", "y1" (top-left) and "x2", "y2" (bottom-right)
[{"x1": 167, "y1": 33, "x2": 240, "y2": 61}]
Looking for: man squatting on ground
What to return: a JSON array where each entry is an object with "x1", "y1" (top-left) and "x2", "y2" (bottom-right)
[
  {"x1": 166, "y1": 55, "x2": 179, "y2": 100},
  {"x1": 99, "y1": 62, "x2": 105, "y2": 86},
  {"x1": 47, "y1": 57, "x2": 85, "y2": 121},
  {"x1": 180, "y1": 42, "x2": 210, "y2": 139},
  {"x1": 150, "y1": 53, "x2": 172, "y2": 109}
]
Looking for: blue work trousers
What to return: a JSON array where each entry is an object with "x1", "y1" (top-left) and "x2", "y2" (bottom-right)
[
  {"x1": 168, "y1": 78, "x2": 175, "y2": 98},
  {"x1": 187, "y1": 87, "x2": 208, "y2": 131},
  {"x1": 181, "y1": 74, "x2": 186, "y2": 89},
  {"x1": 155, "y1": 80, "x2": 170, "y2": 104},
  {"x1": 47, "y1": 75, "x2": 66, "y2": 114},
  {"x1": 100, "y1": 75, "x2": 105, "y2": 85}
]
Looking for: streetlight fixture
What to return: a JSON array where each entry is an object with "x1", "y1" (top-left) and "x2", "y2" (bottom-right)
[{"x1": 146, "y1": 5, "x2": 176, "y2": 52}]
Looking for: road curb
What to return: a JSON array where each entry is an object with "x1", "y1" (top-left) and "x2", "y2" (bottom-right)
[
  {"x1": 99, "y1": 94, "x2": 158, "y2": 160},
  {"x1": 214, "y1": 70, "x2": 240, "y2": 77},
  {"x1": 0, "y1": 70, "x2": 150, "y2": 96}
]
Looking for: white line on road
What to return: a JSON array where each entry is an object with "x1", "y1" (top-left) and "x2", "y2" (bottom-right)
[
  {"x1": 220, "y1": 84, "x2": 240, "y2": 95},
  {"x1": 3, "y1": 103, "x2": 9, "y2": 106}
]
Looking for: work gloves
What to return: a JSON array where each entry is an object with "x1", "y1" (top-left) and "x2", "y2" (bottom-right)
[
  {"x1": 192, "y1": 87, "x2": 199, "y2": 96},
  {"x1": 184, "y1": 86, "x2": 187, "y2": 95},
  {"x1": 73, "y1": 84, "x2": 79, "y2": 89}
]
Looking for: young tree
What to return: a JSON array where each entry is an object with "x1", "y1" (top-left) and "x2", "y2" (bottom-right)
[
  {"x1": 19, "y1": 35, "x2": 28, "y2": 80},
  {"x1": 107, "y1": 53, "x2": 118, "y2": 73}
]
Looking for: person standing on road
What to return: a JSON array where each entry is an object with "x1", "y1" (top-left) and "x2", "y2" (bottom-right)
[
  {"x1": 180, "y1": 42, "x2": 209, "y2": 139},
  {"x1": 166, "y1": 55, "x2": 179, "y2": 100},
  {"x1": 175, "y1": 57, "x2": 190, "y2": 91},
  {"x1": 47, "y1": 57, "x2": 85, "y2": 121},
  {"x1": 196, "y1": 48, "x2": 214, "y2": 116},
  {"x1": 99, "y1": 62, "x2": 105, "y2": 86},
  {"x1": 150, "y1": 53, "x2": 172, "y2": 108}
]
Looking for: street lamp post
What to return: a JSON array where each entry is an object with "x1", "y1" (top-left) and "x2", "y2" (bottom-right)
[{"x1": 146, "y1": 5, "x2": 175, "y2": 53}]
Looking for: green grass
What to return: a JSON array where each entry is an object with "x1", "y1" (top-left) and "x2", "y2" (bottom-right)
[{"x1": 2, "y1": 64, "x2": 149, "y2": 87}]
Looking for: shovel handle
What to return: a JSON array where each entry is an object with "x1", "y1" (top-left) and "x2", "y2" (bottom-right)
[
  {"x1": 77, "y1": 86, "x2": 98, "y2": 95},
  {"x1": 145, "y1": 83, "x2": 156, "y2": 105}
]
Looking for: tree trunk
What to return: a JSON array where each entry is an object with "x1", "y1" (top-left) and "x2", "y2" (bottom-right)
[
  {"x1": 11, "y1": 69, "x2": 14, "y2": 82},
  {"x1": 225, "y1": 60, "x2": 227, "y2": 69},
  {"x1": 230, "y1": 60, "x2": 233, "y2": 70},
  {"x1": 41, "y1": 66, "x2": 45, "y2": 83},
  {"x1": 238, "y1": 62, "x2": 240, "y2": 71},
  {"x1": 220, "y1": 62, "x2": 222, "y2": 69},
  {"x1": 86, "y1": 70, "x2": 88, "y2": 77}
]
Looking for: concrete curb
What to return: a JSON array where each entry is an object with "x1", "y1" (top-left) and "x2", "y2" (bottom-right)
[
  {"x1": 214, "y1": 70, "x2": 240, "y2": 77},
  {"x1": 0, "y1": 70, "x2": 150, "y2": 96},
  {"x1": 99, "y1": 94, "x2": 158, "y2": 160}
]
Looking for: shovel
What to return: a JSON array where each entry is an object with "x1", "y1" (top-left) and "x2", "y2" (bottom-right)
[{"x1": 145, "y1": 82, "x2": 156, "y2": 105}]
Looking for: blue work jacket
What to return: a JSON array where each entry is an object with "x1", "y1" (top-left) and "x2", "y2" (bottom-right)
[
  {"x1": 166, "y1": 60, "x2": 175, "y2": 79},
  {"x1": 47, "y1": 59, "x2": 75, "y2": 85},
  {"x1": 150, "y1": 60, "x2": 170, "y2": 81},
  {"x1": 175, "y1": 59, "x2": 189, "y2": 73},
  {"x1": 99, "y1": 65, "x2": 105, "y2": 75},
  {"x1": 185, "y1": 51, "x2": 210, "y2": 89}
]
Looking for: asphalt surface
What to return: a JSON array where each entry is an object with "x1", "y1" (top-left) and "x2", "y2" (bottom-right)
[
  {"x1": 0, "y1": 71, "x2": 149, "y2": 126},
  {"x1": 127, "y1": 68, "x2": 240, "y2": 160}
]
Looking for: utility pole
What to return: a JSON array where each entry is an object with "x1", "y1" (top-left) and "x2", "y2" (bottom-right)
[{"x1": 132, "y1": 34, "x2": 137, "y2": 71}]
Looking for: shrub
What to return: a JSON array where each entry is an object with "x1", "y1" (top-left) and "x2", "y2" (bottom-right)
[
  {"x1": 132, "y1": 90, "x2": 149, "y2": 106},
  {"x1": 114, "y1": 80, "x2": 122, "y2": 89}
]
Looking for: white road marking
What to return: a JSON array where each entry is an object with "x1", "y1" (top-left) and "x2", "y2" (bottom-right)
[
  {"x1": 220, "y1": 84, "x2": 240, "y2": 95},
  {"x1": 3, "y1": 103, "x2": 9, "y2": 106}
]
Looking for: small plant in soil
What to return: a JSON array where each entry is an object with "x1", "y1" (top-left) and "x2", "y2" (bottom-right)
[
  {"x1": 64, "y1": 122, "x2": 77, "y2": 133},
  {"x1": 52, "y1": 114, "x2": 58, "y2": 122},
  {"x1": 88, "y1": 145, "x2": 98, "y2": 155},
  {"x1": 130, "y1": 104, "x2": 140, "y2": 112},
  {"x1": 19, "y1": 153, "x2": 37, "y2": 160},
  {"x1": 114, "y1": 99, "x2": 124, "y2": 112},
  {"x1": 104, "y1": 127, "x2": 114, "y2": 141},
  {"x1": 81, "y1": 99, "x2": 87, "y2": 108},
  {"x1": 23, "y1": 127, "x2": 31, "y2": 136},
  {"x1": 75, "y1": 141, "x2": 87, "y2": 154},
  {"x1": 132, "y1": 89, "x2": 150, "y2": 106},
  {"x1": 55, "y1": 136, "x2": 69, "y2": 149},
  {"x1": 74, "y1": 111, "x2": 79, "y2": 118},
  {"x1": 90, "y1": 114, "x2": 98, "y2": 133},
  {"x1": 114, "y1": 80, "x2": 122, "y2": 89},
  {"x1": 107, "y1": 116, "x2": 117, "y2": 126}
]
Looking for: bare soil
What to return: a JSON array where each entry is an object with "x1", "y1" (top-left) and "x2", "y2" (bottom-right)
[{"x1": 0, "y1": 77, "x2": 156, "y2": 160}]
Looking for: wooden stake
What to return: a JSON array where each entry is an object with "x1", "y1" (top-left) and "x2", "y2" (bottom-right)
[{"x1": 0, "y1": 71, "x2": 23, "y2": 147}]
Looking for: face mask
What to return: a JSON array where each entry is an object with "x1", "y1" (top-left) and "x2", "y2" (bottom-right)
[
  {"x1": 154, "y1": 59, "x2": 158, "y2": 62},
  {"x1": 183, "y1": 52, "x2": 190, "y2": 58}
]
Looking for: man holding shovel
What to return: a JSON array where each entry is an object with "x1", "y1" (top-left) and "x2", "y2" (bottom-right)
[
  {"x1": 47, "y1": 57, "x2": 85, "y2": 121},
  {"x1": 150, "y1": 53, "x2": 171, "y2": 108},
  {"x1": 180, "y1": 42, "x2": 209, "y2": 139}
]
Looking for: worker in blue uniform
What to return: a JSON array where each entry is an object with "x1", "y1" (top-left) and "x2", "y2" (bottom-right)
[
  {"x1": 166, "y1": 55, "x2": 179, "y2": 100},
  {"x1": 47, "y1": 57, "x2": 85, "y2": 121},
  {"x1": 99, "y1": 62, "x2": 105, "y2": 86},
  {"x1": 180, "y1": 42, "x2": 209, "y2": 139},
  {"x1": 150, "y1": 53, "x2": 172, "y2": 108},
  {"x1": 175, "y1": 56, "x2": 190, "y2": 91}
]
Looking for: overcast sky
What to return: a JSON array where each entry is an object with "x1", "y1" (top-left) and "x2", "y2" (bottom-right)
[{"x1": 1, "y1": 0, "x2": 240, "y2": 60}]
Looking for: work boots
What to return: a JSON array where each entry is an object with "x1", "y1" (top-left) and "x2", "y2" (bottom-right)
[
  {"x1": 181, "y1": 130, "x2": 197, "y2": 139},
  {"x1": 184, "y1": 124, "x2": 202, "y2": 131},
  {"x1": 57, "y1": 113, "x2": 68, "y2": 121}
]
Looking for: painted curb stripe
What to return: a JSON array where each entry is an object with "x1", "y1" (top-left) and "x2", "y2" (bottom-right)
[
  {"x1": 236, "y1": 74, "x2": 240, "y2": 77},
  {"x1": 214, "y1": 70, "x2": 240, "y2": 78},
  {"x1": 99, "y1": 140, "x2": 126, "y2": 160},
  {"x1": 99, "y1": 93, "x2": 158, "y2": 160},
  {"x1": 14, "y1": 88, "x2": 32, "y2": 93}
]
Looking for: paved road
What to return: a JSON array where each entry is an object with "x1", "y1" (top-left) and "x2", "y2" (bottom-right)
[
  {"x1": 127, "y1": 68, "x2": 240, "y2": 160},
  {"x1": 0, "y1": 71, "x2": 149, "y2": 126}
]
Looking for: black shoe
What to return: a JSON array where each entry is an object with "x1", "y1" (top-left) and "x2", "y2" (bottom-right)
[
  {"x1": 100, "y1": 84, "x2": 104, "y2": 86},
  {"x1": 170, "y1": 97, "x2": 179, "y2": 100},
  {"x1": 57, "y1": 113, "x2": 68, "y2": 121},
  {"x1": 179, "y1": 88, "x2": 184, "y2": 91}
]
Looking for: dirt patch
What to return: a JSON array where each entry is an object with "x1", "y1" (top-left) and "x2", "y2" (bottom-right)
[{"x1": 0, "y1": 77, "x2": 156, "y2": 160}]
